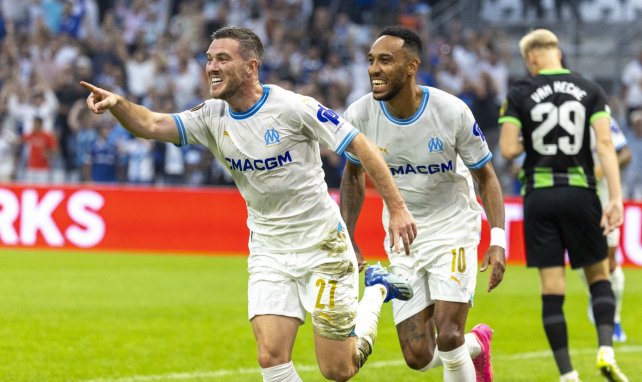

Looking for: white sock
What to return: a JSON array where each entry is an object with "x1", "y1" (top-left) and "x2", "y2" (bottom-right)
[
  {"x1": 465, "y1": 332, "x2": 482, "y2": 358},
  {"x1": 439, "y1": 343, "x2": 475, "y2": 382},
  {"x1": 354, "y1": 285, "x2": 386, "y2": 346},
  {"x1": 560, "y1": 370, "x2": 580, "y2": 381},
  {"x1": 418, "y1": 333, "x2": 481, "y2": 371},
  {"x1": 353, "y1": 285, "x2": 386, "y2": 367},
  {"x1": 260, "y1": 361, "x2": 302, "y2": 382},
  {"x1": 610, "y1": 266, "x2": 625, "y2": 323}
]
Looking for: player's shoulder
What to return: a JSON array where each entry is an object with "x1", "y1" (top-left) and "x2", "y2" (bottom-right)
[
  {"x1": 344, "y1": 92, "x2": 377, "y2": 118},
  {"x1": 266, "y1": 84, "x2": 321, "y2": 112},
  {"x1": 427, "y1": 86, "x2": 469, "y2": 112},
  {"x1": 181, "y1": 98, "x2": 226, "y2": 118}
]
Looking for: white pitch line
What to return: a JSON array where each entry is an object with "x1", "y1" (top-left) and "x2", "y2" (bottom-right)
[{"x1": 82, "y1": 346, "x2": 642, "y2": 382}]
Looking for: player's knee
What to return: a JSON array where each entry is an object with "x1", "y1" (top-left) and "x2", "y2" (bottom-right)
[
  {"x1": 318, "y1": 363, "x2": 357, "y2": 382},
  {"x1": 257, "y1": 347, "x2": 290, "y2": 368},
  {"x1": 436, "y1": 329, "x2": 464, "y2": 351}
]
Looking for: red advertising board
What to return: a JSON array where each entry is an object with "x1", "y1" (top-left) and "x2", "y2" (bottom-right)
[{"x1": 0, "y1": 184, "x2": 640, "y2": 265}]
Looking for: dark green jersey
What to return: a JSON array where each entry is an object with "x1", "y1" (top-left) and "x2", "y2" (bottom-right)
[{"x1": 499, "y1": 69, "x2": 610, "y2": 195}]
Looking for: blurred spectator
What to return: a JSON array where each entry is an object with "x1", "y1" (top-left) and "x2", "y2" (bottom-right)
[
  {"x1": 522, "y1": 0, "x2": 545, "y2": 20},
  {"x1": 58, "y1": 0, "x2": 85, "y2": 38},
  {"x1": 0, "y1": 120, "x2": 18, "y2": 181},
  {"x1": 622, "y1": 50, "x2": 642, "y2": 128},
  {"x1": 624, "y1": 111, "x2": 642, "y2": 199},
  {"x1": 7, "y1": 80, "x2": 59, "y2": 135},
  {"x1": 122, "y1": 136, "x2": 154, "y2": 184},
  {"x1": 22, "y1": 116, "x2": 57, "y2": 184},
  {"x1": 554, "y1": 0, "x2": 582, "y2": 23},
  {"x1": 84, "y1": 120, "x2": 118, "y2": 183}
]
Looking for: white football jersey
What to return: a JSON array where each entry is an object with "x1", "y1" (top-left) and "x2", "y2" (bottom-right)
[
  {"x1": 591, "y1": 119, "x2": 628, "y2": 204},
  {"x1": 344, "y1": 86, "x2": 492, "y2": 248},
  {"x1": 173, "y1": 84, "x2": 359, "y2": 252}
]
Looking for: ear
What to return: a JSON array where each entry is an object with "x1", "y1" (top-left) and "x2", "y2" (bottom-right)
[
  {"x1": 247, "y1": 59, "x2": 259, "y2": 76},
  {"x1": 407, "y1": 57, "x2": 420, "y2": 76}
]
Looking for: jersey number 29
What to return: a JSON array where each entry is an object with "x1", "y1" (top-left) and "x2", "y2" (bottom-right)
[{"x1": 531, "y1": 101, "x2": 585, "y2": 155}]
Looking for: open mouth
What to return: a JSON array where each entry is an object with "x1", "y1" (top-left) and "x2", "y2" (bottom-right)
[
  {"x1": 371, "y1": 79, "x2": 388, "y2": 90},
  {"x1": 210, "y1": 77, "x2": 223, "y2": 86}
]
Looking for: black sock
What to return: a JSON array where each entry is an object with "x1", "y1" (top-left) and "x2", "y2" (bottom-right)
[
  {"x1": 542, "y1": 294, "x2": 573, "y2": 374},
  {"x1": 590, "y1": 280, "x2": 616, "y2": 347}
]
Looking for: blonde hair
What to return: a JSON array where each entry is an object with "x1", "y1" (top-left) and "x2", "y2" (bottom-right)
[{"x1": 519, "y1": 29, "x2": 559, "y2": 58}]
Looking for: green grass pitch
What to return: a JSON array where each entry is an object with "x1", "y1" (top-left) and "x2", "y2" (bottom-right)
[{"x1": 0, "y1": 249, "x2": 639, "y2": 381}]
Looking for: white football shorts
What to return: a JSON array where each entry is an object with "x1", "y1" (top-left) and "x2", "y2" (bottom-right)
[
  {"x1": 247, "y1": 224, "x2": 359, "y2": 340},
  {"x1": 388, "y1": 238, "x2": 478, "y2": 325}
]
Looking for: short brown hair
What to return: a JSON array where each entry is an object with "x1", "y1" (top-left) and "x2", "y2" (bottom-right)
[
  {"x1": 519, "y1": 29, "x2": 559, "y2": 57},
  {"x1": 211, "y1": 26, "x2": 264, "y2": 65}
]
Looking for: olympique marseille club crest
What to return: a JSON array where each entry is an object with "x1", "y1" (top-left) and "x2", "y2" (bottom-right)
[
  {"x1": 428, "y1": 137, "x2": 444, "y2": 153},
  {"x1": 264, "y1": 128, "x2": 280, "y2": 146}
]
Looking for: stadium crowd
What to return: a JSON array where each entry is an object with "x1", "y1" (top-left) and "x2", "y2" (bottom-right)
[{"x1": 0, "y1": 0, "x2": 640, "y2": 198}]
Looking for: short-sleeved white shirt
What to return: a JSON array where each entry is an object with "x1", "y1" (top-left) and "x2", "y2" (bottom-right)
[
  {"x1": 172, "y1": 84, "x2": 359, "y2": 252},
  {"x1": 344, "y1": 86, "x2": 491, "y2": 248}
]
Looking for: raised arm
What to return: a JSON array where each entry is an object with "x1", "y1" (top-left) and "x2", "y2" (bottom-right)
[
  {"x1": 80, "y1": 81, "x2": 179, "y2": 144},
  {"x1": 592, "y1": 116, "x2": 624, "y2": 234},
  {"x1": 345, "y1": 133, "x2": 416, "y2": 255},
  {"x1": 470, "y1": 162, "x2": 506, "y2": 292},
  {"x1": 340, "y1": 160, "x2": 367, "y2": 271}
]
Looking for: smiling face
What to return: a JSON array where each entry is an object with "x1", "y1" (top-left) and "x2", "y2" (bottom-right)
[
  {"x1": 205, "y1": 38, "x2": 251, "y2": 101},
  {"x1": 367, "y1": 35, "x2": 415, "y2": 101}
]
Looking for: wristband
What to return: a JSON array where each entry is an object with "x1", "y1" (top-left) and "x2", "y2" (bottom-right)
[{"x1": 490, "y1": 227, "x2": 506, "y2": 249}]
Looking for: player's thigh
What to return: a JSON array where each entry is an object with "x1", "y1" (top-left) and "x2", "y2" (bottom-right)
[
  {"x1": 248, "y1": 252, "x2": 306, "y2": 322},
  {"x1": 560, "y1": 188, "x2": 608, "y2": 269},
  {"x1": 424, "y1": 240, "x2": 478, "y2": 305},
  {"x1": 524, "y1": 189, "x2": 565, "y2": 268},
  {"x1": 299, "y1": 248, "x2": 359, "y2": 341}
]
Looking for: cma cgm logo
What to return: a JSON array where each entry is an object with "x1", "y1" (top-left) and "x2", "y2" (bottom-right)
[
  {"x1": 0, "y1": 188, "x2": 105, "y2": 247},
  {"x1": 390, "y1": 160, "x2": 453, "y2": 175},
  {"x1": 225, "y1": 150, "x2": 293, "y2": 172}
]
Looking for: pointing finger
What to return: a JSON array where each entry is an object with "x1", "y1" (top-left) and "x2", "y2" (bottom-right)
[{"x1": 80, "y1": 81, "x2": 99, "y2": 93}]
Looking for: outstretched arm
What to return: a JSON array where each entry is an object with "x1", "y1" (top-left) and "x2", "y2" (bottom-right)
[
  {"x1": 340, "y1": 160, "x2": 367, "y2": 271},
  {"x1": 471, "y1": 162, "x2": 506, "y2": 292},
  {"x1": 345, "y1": 134, "x2": 416, "y2": 255},
  {"x1": 80, "y1": 81, "x2": 180, "y2": 144}
]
